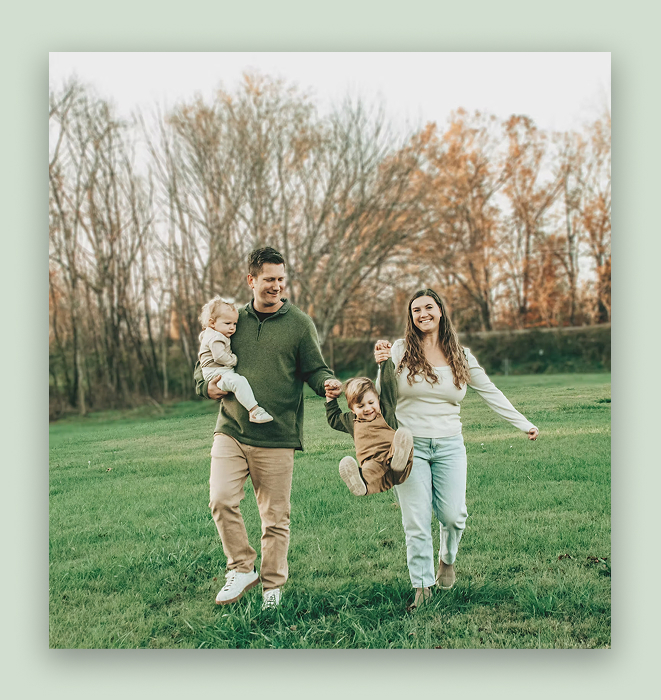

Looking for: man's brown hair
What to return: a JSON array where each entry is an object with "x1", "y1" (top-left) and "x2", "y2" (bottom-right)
[{"x1": 248, "y1": 247, "x2": 285, "y2": 277}]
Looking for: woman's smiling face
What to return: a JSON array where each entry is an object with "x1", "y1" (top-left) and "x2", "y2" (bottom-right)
[{"x1": 410, "y1": 295, "x2": 442, "y2": 334}]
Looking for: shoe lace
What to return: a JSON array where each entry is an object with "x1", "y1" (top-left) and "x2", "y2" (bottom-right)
[
  {"x1": 263, "y1": 589, "x2": 279, "y2": 607},
  {"x1": 221, "y1": 570, "x2": 237, "y2": 591}
]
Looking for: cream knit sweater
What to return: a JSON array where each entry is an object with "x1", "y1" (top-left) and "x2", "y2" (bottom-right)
[
  {"x1": 378, "y1": 339, "x2": 537, "y2": 438},
  {"x1": 198, "y1": 327, "x2": 238, "y2": 371}
]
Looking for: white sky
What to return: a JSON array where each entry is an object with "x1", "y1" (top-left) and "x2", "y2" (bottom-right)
[{"x1": 49, "y1": 51, "x2": 610, "y2": 135}]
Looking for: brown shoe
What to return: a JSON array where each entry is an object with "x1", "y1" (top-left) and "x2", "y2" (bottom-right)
[
  {"x1": 390, "y1": 428, "x2": 413, "y2": 473},
  {"x1": 339, "y1": 456, "x2": 367, "y2": 496},
  {"x1": 436, "y1": 560, "x2": 456, "y2": 589},
  {"x1": 408, "y1": 586, "x2": 432, "y2": 611}
]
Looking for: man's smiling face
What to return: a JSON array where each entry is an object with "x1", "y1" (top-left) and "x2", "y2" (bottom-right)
[{"x1": 248, "y1": 263, "x2": 286, "y2": 313}]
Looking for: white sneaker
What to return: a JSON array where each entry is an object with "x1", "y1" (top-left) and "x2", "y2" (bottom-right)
[
  {"x1": 249, "y1": 406, "x2": 274, "y2": 423},
  {"x1": 262, "y1": 588, "x2": 282, "y2": 610},
  {"x1": 390, "y1": 427, "x2": 413, "y2": 473},
  {"x1": 215, "y1": 568, "x2": 260, "y2": 605},
  {"x1": 339, "y1": 456, "x2": 367, "y2": 496}
]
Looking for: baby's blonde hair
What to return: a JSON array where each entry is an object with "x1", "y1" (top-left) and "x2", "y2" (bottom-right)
[
  {"x1": 344, "y1": 377, "x2": 378, "y2": 410},
  {"x1": 199, "y1": 296, "x2": 238, "y2": 329}
]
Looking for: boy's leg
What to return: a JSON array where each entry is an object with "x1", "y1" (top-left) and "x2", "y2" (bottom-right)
[
  {"x1": 220, "y1": 371, "x2": 259, "y2": 412},
  {"x1": 392, "y1": 452, "x2": 414, "y2": 487},
  {"x1": 390, "y1": 428, "x2": 414, "y2": 473},
  {"x1": 209, "y1": 434, "x2": 258, "y2": 573},
  {"x1": 361, "y1": 459, "x2": 395, "y2": 494},
  {"x1": 244, "y1": 444, "x2": 295, "y2": 592},
  {"x1": 339, "y1": 456, "x2": 367, "y2": 496}
]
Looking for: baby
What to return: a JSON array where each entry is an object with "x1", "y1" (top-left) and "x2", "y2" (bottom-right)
[
  {"x1": 198, "y1": 296, "x2": 273, "y2": 424},
  {"x1": 325, "y1": 359, "x2": 413, "y2": 496}
]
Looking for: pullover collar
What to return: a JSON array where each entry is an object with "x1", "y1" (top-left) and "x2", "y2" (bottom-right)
[{"x1": 245, "y1": 298, "x2": 291, "y2": 320}]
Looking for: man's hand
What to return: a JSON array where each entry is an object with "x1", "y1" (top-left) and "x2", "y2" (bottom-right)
[
  {"x1": 527, "y1": 427, "x2": 539, "y2": 441},
  {"x1": 324, "y1": 378, "x2": 342, "y2": 401},
  {"x1": 374, "y1": 339, "x2": 392, "y2": 365},
  {"x1": 208, "y1": 374, "x2": 229, "y2": 400}
]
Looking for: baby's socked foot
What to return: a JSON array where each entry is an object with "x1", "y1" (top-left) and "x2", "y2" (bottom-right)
[
  {"x1": 339, "y1": 456, "x2": 367, "y2": 496},
  {"x1": 391, "y1": 427, "x2": 413, "y2": 473},
  {"x1": 249, "y1": 406, "x2": 274, "y2": 424}
]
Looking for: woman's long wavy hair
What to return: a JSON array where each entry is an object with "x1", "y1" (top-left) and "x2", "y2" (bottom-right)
[{"x1": 398, "y1": 289, "x2": 471, "y2": 389}]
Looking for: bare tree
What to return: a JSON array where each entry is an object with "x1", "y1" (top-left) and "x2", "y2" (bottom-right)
[
  {"x1": 285, "y1": 99, "x2": 429, "y2": 344},
  {"x1": 50, "y1": 81, "x2": 161, "y2": 413},
  {"x1": 151, "y1": 76, "x2": 429, "y2": 349}
]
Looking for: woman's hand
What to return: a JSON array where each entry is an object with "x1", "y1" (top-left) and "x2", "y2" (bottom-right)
[
  {"x1": 527, "y1": 427, "x2": 539, "y2": 441},
  {"x1": 374, "y1": 339, "x2": 392, "y2": 365},
  {"x1": 208, "y1": 375, "x2": 229, "y2": 400}
]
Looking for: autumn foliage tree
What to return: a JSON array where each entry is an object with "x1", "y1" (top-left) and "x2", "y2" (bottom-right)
[{"x1": 418, "y1": 110, "x2": 509, "y2": 331}]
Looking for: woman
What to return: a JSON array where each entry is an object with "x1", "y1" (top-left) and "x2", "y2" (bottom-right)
[{"x1": 375, "y1": 289, "x2": 538, "y2": 610}]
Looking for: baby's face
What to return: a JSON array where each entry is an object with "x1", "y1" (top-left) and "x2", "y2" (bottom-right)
[
  {"x1": 210, "y1": 309, "x2": 239, "y2": 337},
  {"x1": 351, "y1": 390, "x2": 380, "y2": 422}
]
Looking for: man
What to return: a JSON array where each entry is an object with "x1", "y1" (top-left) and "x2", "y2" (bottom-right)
[{"x1": 194, "y1": 247, "x2": 341, "y2": 609}]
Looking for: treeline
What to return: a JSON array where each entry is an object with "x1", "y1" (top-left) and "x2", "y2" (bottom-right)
[
  {"x1": 328, "y1": 325, "x2": 611, "y2": 379},
  {"x1": 49, "y1": 73, "x2": 611, "y2": 417}
]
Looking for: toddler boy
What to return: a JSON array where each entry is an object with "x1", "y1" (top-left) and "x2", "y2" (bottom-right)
[{"x1": 325, "y1": 360, "x2": 413, "y2": 496}]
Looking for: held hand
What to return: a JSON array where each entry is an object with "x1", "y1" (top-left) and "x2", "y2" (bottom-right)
[
  {"x1": 324, "y1": 378, "x2": 342, "y2": 400},
  {"x1": 208, "y1": 375, "x2": 229, "y2": 400},
  {"x1": 527, "y1": 427, "x2": 539, "y2": 441},
  {"x1": 374, "y1": 339, "x2": 392, "y2": 365}
]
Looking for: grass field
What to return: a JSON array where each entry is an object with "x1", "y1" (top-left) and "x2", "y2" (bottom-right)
[{"x1": 49, "y1": 373, "x2": 611, "y2": 648}]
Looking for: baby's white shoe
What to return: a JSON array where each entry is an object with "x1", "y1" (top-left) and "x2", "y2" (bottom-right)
[{"x1": 249, "y1": 406, "x2": 274, "y2": 423}]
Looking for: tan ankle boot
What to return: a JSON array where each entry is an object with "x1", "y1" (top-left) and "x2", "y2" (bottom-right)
[
  {"x1": 409, "y1": 586, "x2": 432, "y2": 611},
  {"x1": 436, "y1": 561, "x2": 456, "y2": 589}
]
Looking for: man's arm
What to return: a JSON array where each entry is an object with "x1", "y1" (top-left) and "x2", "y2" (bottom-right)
[
  {"x1": 193, "y1": 361, "x2": 227, "y2": 400},
  {"x1": 298, "y1": 317, "x2": 335, "y2": 396}
]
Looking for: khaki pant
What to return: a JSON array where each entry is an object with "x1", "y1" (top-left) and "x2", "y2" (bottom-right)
[
  {"x1": 209, "y1": 433, "x2": 295, "y2": 591},
  {"x1": 361, "y1": 443, "x2": 414, "y2": 495}
]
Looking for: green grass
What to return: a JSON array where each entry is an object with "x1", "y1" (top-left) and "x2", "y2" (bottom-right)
[{"x1": 49, "y1": 373, "x2": 611, "y2": 648}]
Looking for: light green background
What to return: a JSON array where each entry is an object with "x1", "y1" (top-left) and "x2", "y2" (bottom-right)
[{"x1": 6, "y1": 0, "x2": 651, "y2": 697}]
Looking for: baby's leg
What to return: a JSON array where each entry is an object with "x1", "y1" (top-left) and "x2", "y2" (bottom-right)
[
  {"x1": 220, "y1": 371, "x2": 273, "y2": 423},
  {"x1": 202, "y1": 367, "x2": 225, "y2": 382},
  {"x1": 219, "y1": 371, "x2": 258, "y2": 412}
]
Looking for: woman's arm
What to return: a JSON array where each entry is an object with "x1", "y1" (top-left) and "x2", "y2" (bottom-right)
[
  {"x1": 374, "y1": 338, "x2": 405, "y2": 394},
  {"x1": 465, "y1": 349, "x2": 538, "y2": 439}
]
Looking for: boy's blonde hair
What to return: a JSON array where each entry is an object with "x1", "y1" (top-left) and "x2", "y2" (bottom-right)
[
  {"x1": 199, "y1": 296, "x2": 238, "y2": 329},
  {"x1": 344, "y1": 377, "x2": 378, "y2": 409}
]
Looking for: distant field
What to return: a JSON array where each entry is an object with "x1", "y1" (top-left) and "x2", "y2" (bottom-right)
[{"x1": 49, "y1": 373, "x2": 611, "y2": 648}]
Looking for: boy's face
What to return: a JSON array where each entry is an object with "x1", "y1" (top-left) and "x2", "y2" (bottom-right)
[
  {"x1": 209, "y1": 308, "x2": 239, "y2": 337},
  {"x1": 350, "y1": 390, "x2": 380, "y2": 422}
]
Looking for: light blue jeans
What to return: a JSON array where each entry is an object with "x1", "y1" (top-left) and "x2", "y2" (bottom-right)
[{"x1": 394, "y1": 434, "x2": 468, "y2": 589}]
